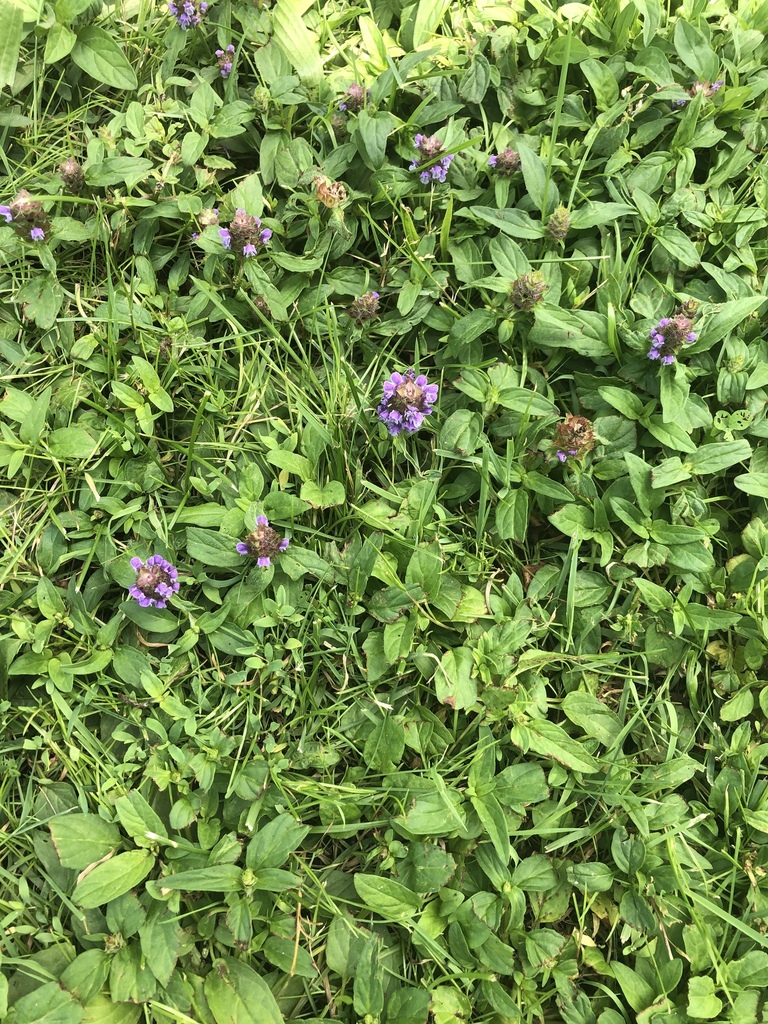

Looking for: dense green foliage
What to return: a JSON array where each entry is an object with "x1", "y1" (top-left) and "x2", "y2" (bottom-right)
[{"x1": 2, "y1": 0, "x2": 768, "y2": 1021}]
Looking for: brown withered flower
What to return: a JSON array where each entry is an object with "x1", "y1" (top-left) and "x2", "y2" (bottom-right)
[
  {"x1": 509, "y1": 271, "x2": 548, "y2": 312},
  {"x1": 552, "y1": 414, "x2": 595, "y2": 463}
]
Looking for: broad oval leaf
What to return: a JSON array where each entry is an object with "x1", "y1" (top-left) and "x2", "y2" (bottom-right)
[
  {"x1": 73, "y1": 849, "x2": 154, "y2": 908},
  {"x1": 71, "y1": 27, "x2": 138, "y2": 90}
]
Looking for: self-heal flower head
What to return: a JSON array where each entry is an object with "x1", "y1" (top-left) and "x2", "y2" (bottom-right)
[
  {"x1": 129, "y1": 555, "x2": 180, "y2": 609},
  {"x1": 347, "y1": 291, "x2": 380, "y2": 324},
  {"x1": 169, "y1": 0, "x2": 207, "y2": 28},
  {"x1": 59, "y1": 158, "x2": 85, "y2": 195},
  {"x1": 546, "y1": 206, "x2": 570, "y2": 242},
  {"x1": 224, "y1": 209, "x2": 271, "y2": 255},
  {"x1": 488, "y1": 147, "x2": 521, "y2": 175},
  {"x1": 409, "y1": 134, "x2": 453, "y2": 187},
  {"x1": 338, "y1": 83, "x2": 368, "y2": 113},
  {"x1": 237, "y1": 516, "x2": 289, "y2": 567},
  {"x1": 552, "y1": 415, "x2": 594, "y2": 464},
  {"x1": 509, "y1": 271, "x2": 548, "y2": 312},
  {"x1": 377, "y1": 369, "x2": 438, "y2": 436},
  {"x1": 7, "y1": 190, "x2": 50, "y2": 243},
  {"x1": 216, "y1": 44, "x2": 235, "y2": 78},
  {"x1": 674, "y1": 79, "x2": 724, "y2": 106},
  {"x1": 647, "y1": 314, "x2": 697, "y2": 366}
]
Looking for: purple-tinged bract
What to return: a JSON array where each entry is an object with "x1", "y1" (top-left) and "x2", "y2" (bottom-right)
[
  {"x1": 237, "y1": 516, "x2": 289, "y2": 567},
  {"x1": 488, "y1": 147, "x2": 521, "y2": 175},
  {"x1": 377, "y1": 370, "x2": 438, "y2": 436},
  {"x1": 129, "y1": 555, "x2": 180, "y2": 609}
]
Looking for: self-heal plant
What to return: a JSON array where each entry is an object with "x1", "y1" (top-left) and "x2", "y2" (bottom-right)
[
  {"x1": 509, "y1": 271, "x2": 548, "y2": 312},
  {"x1": 410, "y1": 134, "x2": 454, "y2": 185},
  {"x1": 168, "y1": 0, "x2": 208, "y2": 28},
  {"x1": 237, "y1": 516, "x2": 289, "y2": 567},
  {"x1": 377, "y1": 370, "x2": 438, "y2": 436},
  {"x1": 347, "y1": 291, "x2": 380, "y2": 324},
  {"x1": 647, "y1": 314, "x2": 697, "y2": 365},
  {"x1": 219, "y1": 209, "x2": 272, "y2": 257},
  {"x1": 338, "y1": 83, "x2": 368, "y2": 113},
  {"x1": 552, "y1": 415, "x2": 595, "y2": 463},
  {"x1": 488, "y1": 147, "x2": 521, "y2": 175},
  {"x1": 216, "y1": 45, "x2": 235, "y2": 78},
  {"x1": 129, "y1": 555, "x2": 180, "y2": 609},
  {"x1": 673, "y1": 80, "x2": 724, "y2": 106},
  {"x1": 3, "y1": 191, "x2": 51, "y2": 243}
]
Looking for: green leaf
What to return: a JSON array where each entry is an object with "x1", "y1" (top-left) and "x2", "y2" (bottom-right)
[
  {"x1": 71, "y1": 27, "x2": 138, "y2": 90},
  {"x1": 299, "y1": 479, "x2": 346, "y2": 508},
  {"x1": 685, "y1": 440, "x2": 752, "y2": 474},
  {"x1": 160, "y1": 866, "x2": 243, "y2": 892},
  {"x1": 11, "y1": 982, "x2": 85, "y2": 1024},
  {"x1": 138, "y1": 906, "x2": 180, "y2": 987},
  {"x1": 687, "y1": 976, "x2": 723, "y2": 1020},
  {"x1": 696, "y1": 297, "x2": 766, "y2": 351},
  {"x1": 185, "y1": 527, "x2": 244, "y2": 568},
  {"x1": 435, "y1": 646, "x2": 477, "y2": 710},
  {"x1": 512, "y1": 719, "x2": 601, "y2": 774},
  {"x1": 581, "y1": 58, "x2": 619, "y2": 110},
  {"x1": 561, "y1": 692, "x2": 622, "y2": 747},
  {"x1": 205, "y1": 957, "x2": 285, "y2": 1024},
  {"x1": 399, "y1": 843, "x2": 456, "y2": 893},
  {"x1": 354, "y1": 874, "x2": 422, "y2": 920},
  {"x1": 458, "y1": 53, "x2": 491, "y2": 103},
  {"x1": 438, "y1": 409, "x2": 483, "y2": 455},
  {"x1": 511, "y1": 854, "x2": 557, "y2": 892},
  {"x1": 47, "y1": 428, "x2": 99, "y2": 461},
  {"x1": 655, "y1": 225, "x2": 700, "y2": 267},
  {"x1": 529, "y1": 308, "x2": 612, "y2": 357},
  {"x1": 355, "y1": 110, "x2": 397, "y2": 170},
  {"x1": 73, "y1": 850, "x2": 154, "y2": 908},
  {"x1": 272, "y1": 0, "x2": 322, "y2": 86},
  {"x1": 368, "y1": 583, "x2": 425, "y2": 623},
  {"x1": 471, "y1": 792, "x2": 510, "y2": 865},
  {"x1": 0, "y1": 0, "x2": 22, "y2": 90},
  {"x1": 464, "y1": 206, "x2": 544, "y2": 239},
  {"x1": 50, "y1": 813, "x2": 121, "y2": 869},
  {"x1": 353, "y1": 937, "x2": 385, "y2": 1018},
  {"x1": 85, "y1": 157, "x2": 153, "y2": 189},
  {"x1": 44, "y1": 22, "x2": 76, "y2": 64},
  {"x1": 246, "y1": 814, "x2": 309, "y2": 870},
  {"x1": 735, "y1": 472, "x2": 768, "y2": 499},
  {"x1": 495, "y1": 488, "x2": 529, "y2": 543},
  {"x1": 265, "y1": 448, "x2": 313, "y2": 481}
]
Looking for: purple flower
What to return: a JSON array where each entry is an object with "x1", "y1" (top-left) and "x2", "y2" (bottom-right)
[
  {"x1": 338, "y1": 83, "x2": 369, "y2": 113},
  {"x1": 347, "y1": 291, "x2": 380, "y2": 324},
  {"x1": 377, "y1": 369, "x2": 438, "y2": 436},
  {"x1": 647, "y1": 313, "x2": 697, "y2": 366},
  {"x1": 128, "y1": 555, "x2": 180, "y2": 609},
  {"x1": 237, "y1": 515, "x2": 289, "y2": 567},
  {"x1": 0, "y1": 205, "x2": 13, "y2": 223},
  {"x1": 216, "y1": 44, "x2": 235, "y2": 78},
  {"x1": 218, "y1": 210, "x2": 272, "y2": 257},
  {"x1": 169, "y1": 0, "x2": 206, "y2": 29},
  {"x1": 410, "y1": 134, "x2": 453, "y2": 186},
  {"x1": 30, "y1": 227, "x2": 45, "y2": 242},
  {"x1": 487, "y1": 147, "x2": 521, "y2": 175}
]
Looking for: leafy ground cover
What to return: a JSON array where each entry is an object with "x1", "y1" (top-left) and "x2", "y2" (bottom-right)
[{"x1": 2, "y1": 0, "x2": 768, "y2": 1021}]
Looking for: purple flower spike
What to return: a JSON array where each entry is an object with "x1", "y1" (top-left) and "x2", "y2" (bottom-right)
[
  {"x1": 169, "y1": 0, "x2": 206, "y2": 29},
  {"x1": 647, "y1": 311, "x2": 697, "y2": 366},
  {"x1": 129, "y1": 555, "x2": 180, "y2": 609},
  {"x1": 237, "y1": 516, "x2": 290, "y2": 567},
  {"x1": 0, "y1": 206, "x2": 12, "y2": 224},
  {"x1": 409, "y1": 134, "x2": 453, "y2": 187},
  {"x1": 377, "y1": 369, "x2": 438, "y2": 436}
]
